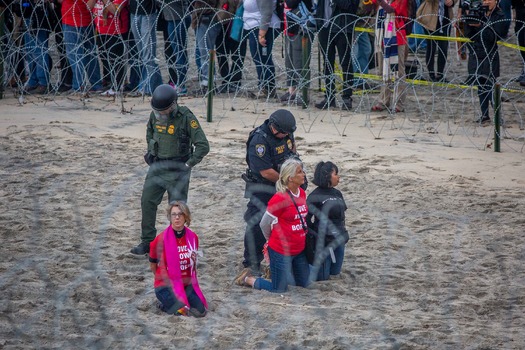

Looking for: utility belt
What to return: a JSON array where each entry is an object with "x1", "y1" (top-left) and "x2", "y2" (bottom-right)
[
  {"x1": 157, "y1": 155, "x2": 190, "y2": 162},
  {"x1": 242, "y1": 168, "x2": 275, "y2": 199},
  {"x1": 241, "y1": 168, "x2": 273, "y2": 186},
  {"x1": 144, "y1": 153, "x2": 190, "y2": 166}
]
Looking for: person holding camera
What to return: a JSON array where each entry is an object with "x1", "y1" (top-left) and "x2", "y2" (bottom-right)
[
  {"x1": 131, "y1": 84, "x2": 210, "y2": 255},
  {"x1": 462, "y1": 0, "x2": 507, "y2": 124}
]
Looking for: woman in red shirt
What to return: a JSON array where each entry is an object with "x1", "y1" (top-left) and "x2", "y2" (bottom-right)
[
  {"x1": 237, "y1": 158, "x2": 310, "y2": 292},
  {"x1": 149, "y1": 201, "x2": 208, "y2": 317},
  {"x1": 92, "y1": 0, "x2": 129, "y2": 96}
]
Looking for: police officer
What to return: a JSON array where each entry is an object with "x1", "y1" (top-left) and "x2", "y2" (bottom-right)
[
  {"x1": 238, "y1": 109, "x2": 301, "y2": 275},
  {"x1": 131, "y1": 84, "x2": 210, "y2": 255}
]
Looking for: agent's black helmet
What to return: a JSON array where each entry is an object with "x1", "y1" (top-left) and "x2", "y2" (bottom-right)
[
  {"x1": 151, "y1": 84, "x2": 178, "y2": 111},
  {"x1": 269, "y1": 109, "x2": 297, "y2": 134}
]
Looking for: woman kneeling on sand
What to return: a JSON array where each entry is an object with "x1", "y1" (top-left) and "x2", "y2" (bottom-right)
[
  {"x1": 149, "y1": 201, "x2": 208, "y2": 317},
  {"x1": 236, "y1": 158, "x2": 310, "y2": 292}
]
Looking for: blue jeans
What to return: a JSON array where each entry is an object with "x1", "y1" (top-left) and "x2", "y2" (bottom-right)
[
  {"x1": 155, "y1": 285, "x2": 205, "y2": 314},
  {"x1": 247, "y1": 27, "x2": 277, "y2": 91},
  {"x1": 24, "y1": 19, "x2": 51, "y2": 87},
  {"x1": 63, "y1": 24, "x2": 102, "y2": 91},
  {"x1": 167, "y1": 16, "x2": 191, "y2": 88},
  {"x1": 196, "y1": 21, "x2": 221, "y2": 86},
  {"x1": 316, "y1": 244, "x2": 345, "y2": 281},
  {"x1": 351, "y1": 30, "x2": 372, "y2": 86},
  {"x1": 409, "y1": 0, "x2": 427, "y2": 52},
  {"x1": 130, "y1": 13, "x2": 163, "y2": 94},
  {"x1": 254, "y1": 247, "x2": 310, "y2": 293}
]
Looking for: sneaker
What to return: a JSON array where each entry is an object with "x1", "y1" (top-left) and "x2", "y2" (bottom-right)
[
  {"x1": 188, "y1": 308, "x2": 207, "y2": 318},
  {"x1": 191, "y1": 86, "x2": 208, "y2": 97},
  {"x1": 126, "y1": 91, "x2": 143, "y2": 97},
  {"x1": 474, "y1": 116, "x2": 491, "y2": 125},
  {"x1": 89, "y1": 86, "x2": 104, "y2": 93},
  {"x1": 315, "y1": 97, "x2": 336, "y2": 110},
  {"x1": 296, "y1": 95, "x2": 309, "y2": 109},
  {"x1": 177, "y1": 85, "x2": 188, "y2": 97},
  {"x1": 130, "y1": 241, "x2": 150, "y2": 255},
  {"x1": 100, "y1": 88, "x2": 116, "y2": 97},
  {"x1": 341, "y1": 97, "x2": 352, "y2": 111},
  {"x1": 234, "y1": 267, "x2": 252, "y2": 286},
  {"x1": 279, "y1": 91, "x2": 296, "y2": 103},
  {"x1": 56, "y1": 83, "x2": 72, "y2": 93},
  {"x1": 34, "y1": 85, "x2": 49, "y2": 94},
  {"x1": 24, "y1": 85, "x2": 38, "y2": 93}
]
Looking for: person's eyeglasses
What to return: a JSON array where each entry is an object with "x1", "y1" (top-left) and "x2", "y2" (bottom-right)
[{"x1": 171, "y1": 212, "x2": 184, "y2": 218}]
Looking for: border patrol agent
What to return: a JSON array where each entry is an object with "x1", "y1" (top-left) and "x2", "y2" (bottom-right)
[
  {"x1": 239, "y1": 109, "x2": 302, "y2": 274},
  {"x1": 131, "y1": 84, "x2": 210, "y2": 255}
]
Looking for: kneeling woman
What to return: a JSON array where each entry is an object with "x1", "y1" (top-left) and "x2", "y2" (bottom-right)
[
  {"x1": 238, "y1": 158, "x2": 310, "y2": 292},
  {"x1": 306, "y1": 161, "x2": 349, "y2": 281},
  {"x1": 149, "y1": 201, "x2": 208, "y2": 317}
]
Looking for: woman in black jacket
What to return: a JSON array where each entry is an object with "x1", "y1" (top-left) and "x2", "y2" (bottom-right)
[
  {"x1": 306, "y1": 161, "x2": 350, "y2": 281},
  {"x1": 463, "y1": 0, "x2": 507, "y2": 124}
]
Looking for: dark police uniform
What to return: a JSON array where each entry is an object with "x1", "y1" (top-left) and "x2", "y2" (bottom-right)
[
  {"x1": 242, "y1": 119, "x2": 298, "y2": 271},
  {"x1": 141, "y1": 105, "x2": 210, "y2": 244}
]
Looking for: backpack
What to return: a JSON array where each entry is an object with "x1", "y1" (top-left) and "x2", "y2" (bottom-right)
[{"x1": 285, "y1": 1, "x2": 316, "y2": 35}]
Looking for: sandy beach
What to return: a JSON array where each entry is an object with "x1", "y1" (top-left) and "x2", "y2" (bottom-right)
[{"x1": 0, "y1": 82, "x2": 524, "y2": 349}]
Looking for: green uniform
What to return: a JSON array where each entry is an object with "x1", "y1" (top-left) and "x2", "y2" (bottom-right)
[{"x1": 140, "y1": 106, "x2": 210, "y2": 243}]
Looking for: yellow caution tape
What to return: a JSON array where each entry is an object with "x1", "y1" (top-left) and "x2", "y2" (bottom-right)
[{"x1": 354, "y1": 26, "x2": 525, "y2": 51}]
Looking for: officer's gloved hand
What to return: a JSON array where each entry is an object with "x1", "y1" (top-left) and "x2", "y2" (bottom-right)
[{"x1": 144, "y1": 152, "x2": 156, "y2": 165}]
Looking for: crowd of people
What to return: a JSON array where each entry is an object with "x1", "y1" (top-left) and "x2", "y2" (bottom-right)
[{"x1": 1, "y1": 0, "x2": 524, "y2": 117}]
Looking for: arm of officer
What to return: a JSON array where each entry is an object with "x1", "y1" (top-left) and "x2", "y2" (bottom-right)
[
  {"x1": 146, "y1": 112, "x2": 155, "y2": 144},
  {"x1": 186, "y1": 113, "x2": 210, "y2": 167},
  {"x1": 259, "y1": 168, "x2": 280, "y2": 183}
]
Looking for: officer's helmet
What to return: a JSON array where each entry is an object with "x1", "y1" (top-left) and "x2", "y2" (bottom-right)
[
  {"x1": 151, "y1": 84, "x2": 178, "y2": 111},
  {"x1": 269, "y1": 109, "x2": 297, "y2": 134}
]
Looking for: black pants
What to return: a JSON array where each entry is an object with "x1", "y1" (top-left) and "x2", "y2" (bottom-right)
[
  {"x1": 516, "y1": 7, "x2": 525, "y2": 64},
  {"x1": 96, "y1": 34, "x2": 127, "y2": 91},
  {"x1": 425, "y1": 16, "x2": 451, "y2": 78},
  {"x1": 317, "y1": 27, "x2": 354, "y2": 100},
  {"x1": 215, "y1": 25, "x2": 245, "y2": 86},
  {"x1": 54, "y1": 26, "x2": 73, "y2": 87},
  {"x1": 477, "y1": 75, "x2": 494, "y2": 118}
]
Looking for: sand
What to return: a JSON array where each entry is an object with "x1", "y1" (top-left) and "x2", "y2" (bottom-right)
[{"x1": 1, "y1": 63, "x2": 525, "y2": 349}]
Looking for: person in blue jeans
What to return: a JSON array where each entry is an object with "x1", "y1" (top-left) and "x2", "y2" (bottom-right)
[
  {"x1": 351, "y1": 29, "x2": 373, "y2": 89},
  {"x1": 242, "y1": 0, "x2": 281, "y2": 98},
  {"x1": 23, "y1": 18, "x2": 51, "y2": 94},
  {"x1": 60, "y1": 0, "x2": 102, "y2": 93},
  {"x1": 157, "y1": 0, "x2": 191, "y2": 95},
  {"x1": 192, "y1": 1, "x2": 221, "y2": 95},
  {"x1": 306, "y1": 161, "x2": 350, "y2": 281},
  {"x1": 128, "y1": 0, "x2": 162, "y2": 95},
  {"x1": 236, "y1": 158, "x2": 310, "y2": 292}
]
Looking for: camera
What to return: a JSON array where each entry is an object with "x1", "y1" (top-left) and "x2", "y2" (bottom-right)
[{"x1": 460, "y1": 0, "x2": 489, "y2": 23}]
